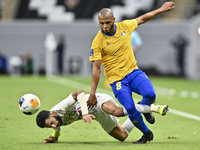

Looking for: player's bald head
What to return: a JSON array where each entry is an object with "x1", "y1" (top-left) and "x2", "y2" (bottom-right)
[
  {"x1": 98, "y1": 8, "x2": 114, "y2": 18},
  {"x1": 98, "y1": 8, "x2": 115, "y2": 35}
]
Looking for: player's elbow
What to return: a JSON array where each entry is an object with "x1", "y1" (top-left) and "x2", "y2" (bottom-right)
[{"x1": 77, "y1": 89, "x2": 84, "y2": 94}]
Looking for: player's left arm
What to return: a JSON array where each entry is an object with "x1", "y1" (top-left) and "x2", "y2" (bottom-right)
[{"x1": 136, "y1": 1, "x2": 175, "y2": 25}]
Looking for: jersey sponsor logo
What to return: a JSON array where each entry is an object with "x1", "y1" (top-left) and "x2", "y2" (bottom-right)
[
  {"x1": 90, "y1": 49, "x2": 94, "y2": 56},
  {"x1": 121, "y1": 31, "x2": 126, "y2": 36}
]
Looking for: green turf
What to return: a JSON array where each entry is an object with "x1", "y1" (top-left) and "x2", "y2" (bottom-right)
[{"x1": 0, "y1": 75, "x2": 200, "y2": 150}]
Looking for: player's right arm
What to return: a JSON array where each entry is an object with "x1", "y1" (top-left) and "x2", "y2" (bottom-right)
[
  {"x1": 87, "y1": 60, "x2": 101, "y2": 109},
  {"x1": 44, "y1": 130, "x2": 60, "y2": 143},
  {"x1": 44, "y1": 135, "x2": 58, "y2": 144}
]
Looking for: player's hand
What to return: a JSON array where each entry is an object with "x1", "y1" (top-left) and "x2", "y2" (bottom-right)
[
  {"x1": 87, "y1": 94, "x2": 97, "y2": 109},
  {"x1": 160, "y1": 1, "x2": 175, "y2": 12},
  {"x1": 43, "y1": 136, "x2": 58, "y2": 144},
  {"x1": 83, "y1": 114, "x2": 95, "y2": 123}
]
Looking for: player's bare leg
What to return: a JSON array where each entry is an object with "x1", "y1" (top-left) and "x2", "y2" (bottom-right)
[
  {"x1": 108, "y1": 124, "x2": 130, "y2": 141},
  {"x1": 102, "y1": 100, "x2": 169, "y2": 117}
]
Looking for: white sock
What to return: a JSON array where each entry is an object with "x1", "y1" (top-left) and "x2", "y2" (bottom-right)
[
  {"x1": 122, "y1": 118, "x2": 134, "y2": 134},
  {"x1": 135, "y1": 104, "x2": 150, "y2": 113},
  {"x1": 123, "y1": 104, "x2": 150, "y2": 115},
  {"x1": 123, "y1": 107, "x2": 127, "y2": 116},
  {"x1": 150, "y1": 105, "x2": 159, "y2": 112}
]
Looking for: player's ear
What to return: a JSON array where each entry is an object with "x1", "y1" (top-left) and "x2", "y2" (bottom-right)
[{"x1": 50, "y1": 111, "x2": 56, "y2": 116}]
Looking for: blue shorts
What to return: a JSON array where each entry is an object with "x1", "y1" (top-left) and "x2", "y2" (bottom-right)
[{"x1": 110, "y1": 69, "x2": 149, "y2": 96}]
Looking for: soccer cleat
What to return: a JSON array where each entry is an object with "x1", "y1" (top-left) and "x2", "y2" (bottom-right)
[
  {"x1": 143, "y1": 112, "x2": 155, "y2": 124},
  {"x1": 138, "y1": 101, "x2": 155, "y2": 124},
  {"x1": 133, "y1": 129, "x2": 154, "y2": 144},
  {"x1": 157, "y1": 105, "x2": 169, "y2": 116}
]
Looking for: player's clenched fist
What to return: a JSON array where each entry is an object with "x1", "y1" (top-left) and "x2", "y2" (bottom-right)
[{"x1": 160, "y1": 1, "x2": 175, "y2": 12}]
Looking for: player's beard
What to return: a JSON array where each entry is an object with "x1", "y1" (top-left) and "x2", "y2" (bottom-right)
[
  {"x1": 107, "y1": 23, "x2": 114, "y2": 34},
  {"x1": 54, "y1": 116, "x2": 63, "y2": 126},
  {"x1": 110, "y1": 23, "x2": 114, "y2": 31}
]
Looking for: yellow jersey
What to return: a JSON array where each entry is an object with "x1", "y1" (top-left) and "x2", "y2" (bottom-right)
[{"x1": 90, "y1": 19, "x2": 139, "y2": 84}]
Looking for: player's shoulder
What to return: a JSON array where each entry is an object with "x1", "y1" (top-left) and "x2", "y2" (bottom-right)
[
  {"x1": 92, "y1": 30, "x2": 105, "y2": 45},
  {"x1": 94, "y1": 30, "x2": 103, "y2": 38},
  {"x1": 117, "y1": 19, "x2": 137, "y2": 27}
]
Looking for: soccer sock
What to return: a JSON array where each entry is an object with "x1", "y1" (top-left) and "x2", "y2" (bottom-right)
[
  {"x1": 123, "y1": 104, "x2": 151, "y2": 115},
  {"x1": 135, "y1": 104, "x2": 150, "y2": 113},
  {"x1": 150, "y1": 105, "x2": 159, "y2": 112},
  {"x1": 116, "y1": 92, "x2": 148, "y2": 134},
  {"x1": 122, "y1": 118, "x2": 134, "y2": 134},
  {"x1": 123, "y1": 107, "x2": 128, "y2": 116},
  {"x1": 129, "y1": 111, "x2": 149, "y2": 134}
]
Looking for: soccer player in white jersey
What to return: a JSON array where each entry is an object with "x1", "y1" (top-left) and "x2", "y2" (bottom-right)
[{"x1": 36, "y1": 89, "x2": 168, "y2": 143}]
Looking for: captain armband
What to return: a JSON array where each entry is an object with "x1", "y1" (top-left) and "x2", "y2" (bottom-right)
[
  {"x1": 52, "y1": 130, "x2": 60, "y2": 138},
  {"x1": 77, "y1": 92, "x2": 88, "y2": 115}
]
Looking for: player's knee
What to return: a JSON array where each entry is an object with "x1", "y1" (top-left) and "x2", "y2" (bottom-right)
[
  {"x1": 145, "y1": 91, "x2": 156, "y2": 102},
  {"x1": 148, "y1": 92, "x2": 156, "y2": 102},
  {"x1": 112, "y1": 107, "x2": 123, "y2": 117}
]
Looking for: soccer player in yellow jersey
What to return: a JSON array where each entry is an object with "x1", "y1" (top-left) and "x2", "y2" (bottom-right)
[{"x1": 88, "y1": 1, "x2": 174, "y2": 144}]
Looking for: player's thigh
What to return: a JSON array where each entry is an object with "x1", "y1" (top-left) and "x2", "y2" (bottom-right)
[
  {"x1": 108, "y1": 124, "x2": 128, "y2": 141},
  {"x1": 116, "y1": 91, "x2": 136, "y2": 114}
]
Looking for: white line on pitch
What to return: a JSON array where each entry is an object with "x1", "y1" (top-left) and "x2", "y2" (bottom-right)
[
  {"x1": 47, "y1": 76, "x2": 200, "y2": 121},
  {"x1": 168, "y1": 108, "x2": 200, "y2": 121}
]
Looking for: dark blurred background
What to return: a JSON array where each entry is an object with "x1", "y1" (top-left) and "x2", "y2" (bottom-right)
[{"x1": 0, "y1": 0, "x2": 200, "y2": 80}]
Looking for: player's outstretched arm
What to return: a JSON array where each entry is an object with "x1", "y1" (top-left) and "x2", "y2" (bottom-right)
[
  {"x1": 136, "y1": 1, "x2": 175, "y2": 25},
  {"x1": 43, "y1": 130, "x2": 60, "y2": 144},
  {"x1": 43, "y1": 135, "x2": 58, "y2": 144}
]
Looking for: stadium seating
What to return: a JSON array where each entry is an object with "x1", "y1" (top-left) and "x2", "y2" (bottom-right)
[{"x1": 15, "y1": 0, "x2": 156, "y2": 22}]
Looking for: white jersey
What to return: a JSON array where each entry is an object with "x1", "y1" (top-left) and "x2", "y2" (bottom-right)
[{"x1": 50, "y1": 93, "x2": 119, "y2": 133}]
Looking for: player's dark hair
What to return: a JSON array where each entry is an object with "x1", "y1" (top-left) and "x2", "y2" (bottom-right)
[{"x1": 36, "y1": 110, "x2": 50, "y2": 128}]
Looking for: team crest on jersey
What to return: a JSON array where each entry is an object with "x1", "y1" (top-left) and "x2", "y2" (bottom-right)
[
  {"x1": 106, "y1": 42, "x2": 111, "y2": 46},
  {"x1": 121, "y1": 31, "x2": 126, "y2": 36},
  {"x1": 90, "y1": 49, "x2": 94, "y2": 56}
]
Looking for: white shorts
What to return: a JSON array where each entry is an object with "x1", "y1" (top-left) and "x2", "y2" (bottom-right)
[{"x1": 85, "y1": 93, "x2": 119, "y2": 133}]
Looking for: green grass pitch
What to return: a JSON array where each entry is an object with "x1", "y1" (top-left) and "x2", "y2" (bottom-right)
[{"x1": 0, "y1": 75, "x2": 200, "y2": 150}]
